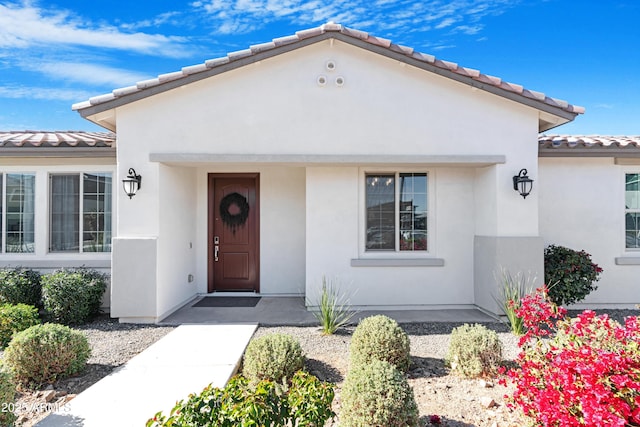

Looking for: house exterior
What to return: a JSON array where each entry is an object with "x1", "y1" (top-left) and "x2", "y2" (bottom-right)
[{"x1": 2, "y1": 24, "x2": 637, "y2": 322}]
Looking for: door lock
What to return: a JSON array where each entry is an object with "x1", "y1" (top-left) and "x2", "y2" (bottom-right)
[{"x1": 214, "y1": 236, "x2": 219, "y2": 262}]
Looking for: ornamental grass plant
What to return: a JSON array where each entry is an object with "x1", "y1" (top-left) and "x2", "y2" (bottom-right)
[
  {"x1": 309, "y1": 276, "x2": 358, "y2": 335},
  {"x1": 494, "y1": 269, "x2": 534, "y2": 336}
]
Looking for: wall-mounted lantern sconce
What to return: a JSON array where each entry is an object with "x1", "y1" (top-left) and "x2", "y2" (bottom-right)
[
  {"x1": 122, "y1": 168, "x2": 142, "y2": 199},
  {"x1": 513, "y1": 168, "x2": 533, "y2": 199}
]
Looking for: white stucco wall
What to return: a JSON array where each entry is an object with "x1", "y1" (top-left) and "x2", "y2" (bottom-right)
[
  {"x1": 305, "y1": 166, "x2": 478, "y2": 308},
  {"x1": 539, "y1": 157, "x2": 640, "y2": 308},
  {"x1": 0, "y1": 158, "x2": 115, "y2": 309},
  {"x1": 157, "y1": 165, "x2": 198, "y2": 319},
  {"x1": 108, "y1": 38, "x2": 548, "y2": 319}
]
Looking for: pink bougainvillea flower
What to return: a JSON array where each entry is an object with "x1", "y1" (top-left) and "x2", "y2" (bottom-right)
[{"x1": 429, "y1": 414, "x2": 442, "y2": 425}]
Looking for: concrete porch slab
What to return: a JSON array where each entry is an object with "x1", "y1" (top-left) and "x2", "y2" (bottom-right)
[
  {"x1": 36, "y1": 324, "x2": 257, "y2": 427},
  {"x1": 160, "y1": 296, "x2": 499, "y2": 325}
]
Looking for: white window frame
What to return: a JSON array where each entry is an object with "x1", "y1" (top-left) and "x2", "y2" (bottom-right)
[
  {"x1": 624, "y1": 170, "x2": 640, "y2": 253},
  {"x1": 48, "y1": 172, "x2": 113, "y2": 254},
  {"x1": 358, "y1": 167, "x2": 436, "y2": 259},
  {"x1": 0, "y1": 172, "x2": 36, "y2": 254}
]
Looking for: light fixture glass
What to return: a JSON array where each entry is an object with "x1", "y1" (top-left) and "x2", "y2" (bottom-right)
[
  {"x1": 122, "y1": 168, "x2": 141, "y2": 199},
  {"x1": 513, "y1": 168, "x2": 533, "y2": 199}
]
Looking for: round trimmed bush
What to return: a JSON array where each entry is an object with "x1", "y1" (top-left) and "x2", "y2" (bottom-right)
[
  {"x1": 350, "y1": 315, "x2": 411, "y2": 372},
  {"x1": 0, "y1": 369, "x2": 17, "y2": 426},
  {"x1": 0, "y1": 303, "x2": 40, "y2": 348},
  {"x1": 242, "y1": 333, "x2": 304, "y2": 384},
  {"x1": 341, "y1": 359, "x2": 418, "y2": 427},
  {"x1": 42, "y1": 268, "x2": 107, "y2": 325},
  {"x1": 446, "y1": 323, "x2": 502, "y2": 378},
  {"x1": 4, "y1": 323, "x2": 91, "y2": 388},
  {"x1": 0, "y1": 267, "x2": 41, "y2": 307},
  {"x1": 544, "y1": 244, "x2": 602, "y2": 306}
]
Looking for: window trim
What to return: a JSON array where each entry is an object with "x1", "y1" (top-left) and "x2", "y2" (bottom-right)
[
  {"x1": 48, "y1": 172, "x2": 113, "y2": 254},
  {"x1": 357, "y1": 167, "x2": 437, "y2": 260},
  {"x1": 624, "y1": 170, "x2": 640, "y2": 253},
  {"x1": 0, "y1": 172, "x2": 36, "y2": 254}
]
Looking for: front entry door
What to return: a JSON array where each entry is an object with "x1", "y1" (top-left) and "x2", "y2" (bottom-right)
[{"x1": 208, "y1": 174, "x2": 259, "y2": 292}]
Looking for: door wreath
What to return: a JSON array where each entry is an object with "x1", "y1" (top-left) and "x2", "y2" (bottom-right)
[{"x1": 219, "y1": 192, "x2": 250, "y2": 234}]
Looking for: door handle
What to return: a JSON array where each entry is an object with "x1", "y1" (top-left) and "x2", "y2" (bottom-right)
[{"x1": 214, "y1": 245, "x2": 219, "y2": 262}]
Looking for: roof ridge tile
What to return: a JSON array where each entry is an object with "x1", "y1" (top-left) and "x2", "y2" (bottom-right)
[{"x1": 71, "y1": 22, "x2": 585, "y2": 120}]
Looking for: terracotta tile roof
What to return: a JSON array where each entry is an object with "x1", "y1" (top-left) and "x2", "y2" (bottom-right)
[
  {"x1": 72, "y1": 23, "x2": 584, "y2": 125},
  {"x1": 539, "y1": 135, "x2": 640, "y2": 157},
  {"x1": 0, "y1": 131, "x2": 115, "y2": 157}
]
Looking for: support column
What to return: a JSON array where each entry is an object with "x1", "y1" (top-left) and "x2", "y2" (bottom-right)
[
  {"x1": 474, "y1": 236, "x2": 543, "y2": 314},
  {"x1": 111, "y1": 237, "x2": 158, "y2": 323}
]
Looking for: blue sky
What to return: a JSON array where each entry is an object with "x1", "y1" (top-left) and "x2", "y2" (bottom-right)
[{"x1": 0, "y1": 0, "x2": 638, "y2": 135}]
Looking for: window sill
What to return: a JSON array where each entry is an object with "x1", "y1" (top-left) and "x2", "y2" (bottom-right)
[
  {"x1": 615, "y1": 257, "x2": 640, "y2": 265},
  {"x1": 351, "y1": 258, "x2": 445, "y2": 267}
]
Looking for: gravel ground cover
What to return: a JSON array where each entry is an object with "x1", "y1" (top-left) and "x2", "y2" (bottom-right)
[
  {"x1": 8, "y1": 316, "x2": 175, "y2": 426},
  {"x1": 7, "y1": 309, "x2": 639, "y2": 426}
]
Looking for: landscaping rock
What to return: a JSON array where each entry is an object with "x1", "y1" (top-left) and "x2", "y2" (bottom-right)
[{"x1": 480, "y1": 396, "x2": 497, "y2": 409}]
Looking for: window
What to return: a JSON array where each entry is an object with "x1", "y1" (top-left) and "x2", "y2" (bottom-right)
[
  {"x1": 366, "y1": 172, "x2": 427, "y2": 252},
  {"x1": 626, "y1": 173, "x2": 640, "y2": 250},
  {"x1": 0, "y1": 173, "x2": 36, "y2": 253},
  {"x1": 50, "y1": 173, "x2": 112, "y2": 252}
]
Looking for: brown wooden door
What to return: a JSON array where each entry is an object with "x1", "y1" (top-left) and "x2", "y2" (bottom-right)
[{"x1": 208, "y1": 174, "x2": 259, "y2": 292}]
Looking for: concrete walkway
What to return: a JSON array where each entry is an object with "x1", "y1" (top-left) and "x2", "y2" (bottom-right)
[{"x1": 36, "y1": 324, "x2": 257, "y2": 427}]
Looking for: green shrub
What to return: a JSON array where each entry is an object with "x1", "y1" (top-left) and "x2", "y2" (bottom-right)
[
  {"x1": 341, "y1": 359, "x2": 418, "y2": 427},
  {"x1": 309, "y1": 276, "x2": 358, "y2": 335},
  {"x1": 42, "y1": 268, "x2": 107, "y2": 325},
  {"x1": 0, "y1": 369, "x2": 17, "y2": 426},
  {"x1": 147, "y1": 371, "x2": 335, "y2": 427},
  {"x1": 544, "y1": 244, "x2": 603, "y2": 306},
  {"x1": 0, "y1": 267, "x2": 41, "y2": 307},
  {"x1": 242, "y1": 333, "x2": 304, "y2": 385},
  {"x1": 3, "y1": 323, "x2": 91, "y2": 388},
  {"x1": 350, "y1": 315, "x2": 411, "y2": 372},
  {"x1": 446, "y1": 323, "x2": 502, "y2": 378},
  {"x1": 0, "y1": 304, "x2": 40, "y2": 348}
]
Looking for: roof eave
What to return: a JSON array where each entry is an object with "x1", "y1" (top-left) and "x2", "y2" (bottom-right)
[
  {"x1": 0, "y1": 148, "x2": 116, "y2": 158},
  {"x1": 539, "y1": 148, "x2": 640, "y2": 158}
]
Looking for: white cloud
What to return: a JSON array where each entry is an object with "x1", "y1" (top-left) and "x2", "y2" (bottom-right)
[
  {"x1": 37, "y1": 62, "x2": 151, "y2": 87},
  {"x1": 455, "y1": 24, "x2": 483, "y2": 35},
  {"x1": 0, "y1": 86, "x2": 92, "y2": 102},
  {"x1": 119, "y1": 11, "x2": 183, "y2": 32},
  {"x1": 0, "y1": 2, "x2": 191, "y2": 58},
  {"x1": 436, "y1": 17, "x2": 458, "y2": 29},
  {"x1": 192, "y1": 0, "x2": 520, "y2": 40}
]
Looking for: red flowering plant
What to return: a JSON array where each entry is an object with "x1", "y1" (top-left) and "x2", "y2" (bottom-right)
[{"x1": 501, "y1": 286, "x2": 640, "y2": 426}]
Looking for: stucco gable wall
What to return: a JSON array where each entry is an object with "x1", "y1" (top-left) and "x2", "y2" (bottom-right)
[{"x1": 116, "y1": 39, "x2": 539, "y2": 159}]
